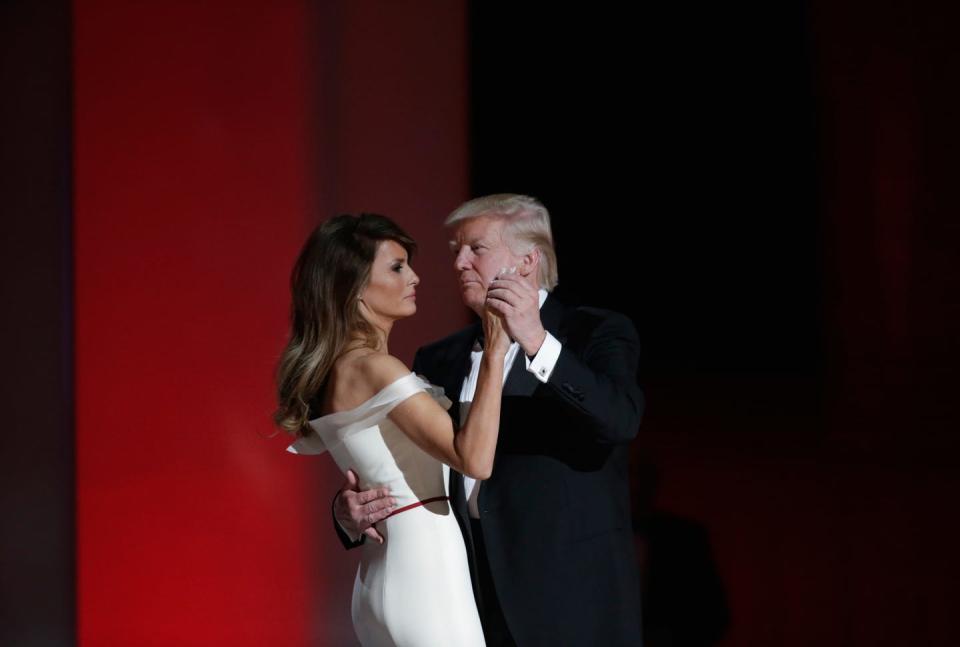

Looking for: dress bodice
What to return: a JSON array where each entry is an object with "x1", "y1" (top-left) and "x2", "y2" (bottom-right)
[
  {"x1": 287, "y1": 373, "x2": 485, "y2": 646},
  {"x1": 286, "y1": 373, "x2": 452, "y2": 507}
]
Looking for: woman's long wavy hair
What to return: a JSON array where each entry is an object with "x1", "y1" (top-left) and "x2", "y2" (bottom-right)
[{"x1": 274, "y1": 213, "x2": 416, "y2": 435}]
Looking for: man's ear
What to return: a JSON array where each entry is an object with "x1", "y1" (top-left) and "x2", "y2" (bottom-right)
[{"x1": 518, "y1": 247, "x2": 541, "y2": 278}]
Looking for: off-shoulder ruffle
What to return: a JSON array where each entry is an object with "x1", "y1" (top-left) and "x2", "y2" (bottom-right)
[{"x1": 286, "y1": 372, "x2": 452, "y2": 456}]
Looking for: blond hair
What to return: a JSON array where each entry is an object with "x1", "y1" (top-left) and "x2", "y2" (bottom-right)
[{"x1": 445, "y1": 194, "x2": 558, "y2": 291}]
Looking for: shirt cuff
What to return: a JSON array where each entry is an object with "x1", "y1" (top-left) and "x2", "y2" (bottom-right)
[{"x1": 525, "y1": 332, "x2": 561, "y2": 383}]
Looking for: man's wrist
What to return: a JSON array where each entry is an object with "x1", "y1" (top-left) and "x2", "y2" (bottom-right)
[{"x1": 523, "y1": 329, "x2": 547, "y2": 358}]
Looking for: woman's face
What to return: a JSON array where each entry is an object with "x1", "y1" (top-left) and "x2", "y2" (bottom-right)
[{"x1": 359, "y1": 239, "x2": 419, "y2": 325}]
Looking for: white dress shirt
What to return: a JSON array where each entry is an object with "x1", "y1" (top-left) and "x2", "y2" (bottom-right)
[{"x1": 458, "y1": 289, "x2": 562, "y2": 518}]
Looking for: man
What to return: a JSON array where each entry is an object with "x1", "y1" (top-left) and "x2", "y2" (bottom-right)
[{"x1": 335, "y1": 194, "x2": 644, "y2": 645}]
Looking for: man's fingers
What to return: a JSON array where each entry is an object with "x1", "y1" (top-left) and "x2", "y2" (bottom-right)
[
  {"x1": 488, "y1": 282, "x2": 535, "y2": 311},
  {"x1": 362, "y1": 527, "x2": 385, "y2": 544},
  {"x1": 490, "y1": 274, "x2": 534, "y2": 296},
  {"x1": 363, "y1": 496, "x2": 396, "y2": 519},
  {"x1": 486, "y1": 287, "x2": 518, "y2": 306},
  {"x1": 349, "y1": 494, "x2": 396, "y2": 528},
  {"x1": 355, "y1": 487, "x2": 392, "y2": 505},
  {"x1": 364, "y1": 508, "x2": 394, "y2": 527},
  {"x1": 485, "y1": 297, "x2": 513, "y2": 316},
  {"x1": 343, "y1": 468, "x2": 359, "y2": 490}
]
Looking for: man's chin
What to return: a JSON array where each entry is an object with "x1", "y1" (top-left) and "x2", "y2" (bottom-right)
[
  {"x1": 459, "y1": 288, "x2": 485, "y2": 315},
  {"x1": 467, "y1": 303, "x2": 487, "y2": 317}
]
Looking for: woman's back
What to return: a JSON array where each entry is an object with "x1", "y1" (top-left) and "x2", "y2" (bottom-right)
[{"x1": 316, "y1": 349, "x2": 389, "y2": 418}]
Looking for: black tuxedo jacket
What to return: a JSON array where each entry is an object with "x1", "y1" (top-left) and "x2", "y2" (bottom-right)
[{"x1": 412, "y1": 294, "x2": 644, "y2": 645}]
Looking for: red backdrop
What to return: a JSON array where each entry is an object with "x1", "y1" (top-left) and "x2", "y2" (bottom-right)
[
  {"x1": 70, "y1": 1, "x2": 960, "y2": 645},
  {"x1": 73, "y1": 1, "x2": 467, "y2": 644}
]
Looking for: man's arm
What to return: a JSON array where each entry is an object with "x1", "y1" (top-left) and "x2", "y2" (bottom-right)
[
  {"x1": 542, "y1": 309, "x2": 644, "y2": 444},
  {"x1": 487, "y1": 274, "x2": 643, "y2": 444}
]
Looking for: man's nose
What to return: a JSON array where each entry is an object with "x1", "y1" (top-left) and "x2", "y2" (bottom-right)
[{"x1": 453, "y1": 246, "x2": 471, "y2": 271}]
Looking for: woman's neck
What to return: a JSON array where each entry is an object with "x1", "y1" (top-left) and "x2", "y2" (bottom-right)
[
  {"x1": 362, "y1": 316, "x2": 392, "y2": 353},
  {"x1": 345, "y1": 329, "x2": 389, "y2": 355}
]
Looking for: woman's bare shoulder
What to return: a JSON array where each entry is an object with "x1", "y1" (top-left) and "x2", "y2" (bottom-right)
[
  {"x1": 322, "y1": 350, "x2": 409, "y2": 414},
  {"x1": 354, "y1": 352, "x2": 412, "y2": 392}
]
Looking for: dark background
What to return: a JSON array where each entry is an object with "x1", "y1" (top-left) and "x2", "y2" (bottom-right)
[
  {"x1": 1, "y1": 2, "x2": 74, "y2": 645},
  {"x1": 2, "y1": 0, "x2": 958, "y2": 644},
  {"x1": 470, "y1": 1, "x2": 959, "y2": 645},
  {"x1": 471, "y1": 1, "x2": 821, "y2": 375}
]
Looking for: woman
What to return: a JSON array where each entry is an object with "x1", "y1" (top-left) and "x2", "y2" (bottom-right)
[{"x1": 275, "y1": 213, "x2": 508, "y2": 646}]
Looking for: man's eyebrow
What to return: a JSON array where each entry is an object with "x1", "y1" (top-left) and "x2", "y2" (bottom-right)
[{"x1": 449, "y1": 235, "x2": 488, "y2": 248}]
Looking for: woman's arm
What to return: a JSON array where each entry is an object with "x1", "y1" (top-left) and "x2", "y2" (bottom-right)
[{"x1": 371, "y1": 310, "x2": 509, "y2": 479}]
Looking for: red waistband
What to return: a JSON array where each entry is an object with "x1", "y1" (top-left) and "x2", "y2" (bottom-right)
[{"x1": 385, "y1": 495, "x2": 450, "y2": 519}]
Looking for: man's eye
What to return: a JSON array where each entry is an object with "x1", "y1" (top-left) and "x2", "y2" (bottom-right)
[{"x1": 392, "y1": 264, "x2": 403, "y2": 272}]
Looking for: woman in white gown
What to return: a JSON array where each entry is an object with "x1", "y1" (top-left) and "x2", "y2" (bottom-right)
[{"x1": 274, "y1": 214, "x2": 508, "y2": 647}]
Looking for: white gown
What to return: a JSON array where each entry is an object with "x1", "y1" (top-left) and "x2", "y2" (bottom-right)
[{"x1": 287, "y1": 372, "x2": 486, "y2": 647}]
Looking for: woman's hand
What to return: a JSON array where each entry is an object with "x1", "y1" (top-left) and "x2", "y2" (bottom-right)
[
  {"x1": 484, "y1": 269, "x2": 547, "y2": 358},
  {"x1": 482, "y1": 295, "x2": 511, "y2": 357}
]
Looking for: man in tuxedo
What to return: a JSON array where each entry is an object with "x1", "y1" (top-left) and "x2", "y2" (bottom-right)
[{"x1": 335, "y1": 194, "x2": 644, "y2": 645}]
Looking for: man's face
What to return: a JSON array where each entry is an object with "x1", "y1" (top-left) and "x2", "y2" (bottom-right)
[{"x1": 449, "y1": 215, "x2": 525, "y2": 315}]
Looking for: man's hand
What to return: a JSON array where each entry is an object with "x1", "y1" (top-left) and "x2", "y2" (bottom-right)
[
  {"x1": 486, "y1": 272, "x2": 546, "y2": 357},
  {"x1": 334, "y1": 469, "x2": 396, "y2": 545}
]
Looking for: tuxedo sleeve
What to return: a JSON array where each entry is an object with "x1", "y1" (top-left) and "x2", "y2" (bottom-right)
[{"x1": 546, "y1": 310, "x2": 644, "y2": 444}]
